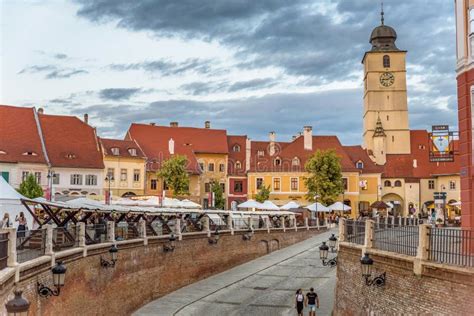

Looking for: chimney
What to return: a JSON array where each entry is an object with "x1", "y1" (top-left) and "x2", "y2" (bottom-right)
[
  {"x1": 83, "y1": 113, "x2": 89, "y2": 124},
  {"x1": 37, "y1": 107, "x2": 44, "y2": 114},
  {"x1": 304, "y1": 126, "x2": 313, "y2": 151},
  {"x1": 205, "y1": 121, "x2": 211, "y2": 129},
  {"x1": 168, "y1": 138, "x2": 175, "y2": 155},
  {"x1": 245, "y1": 138, "x2": 251, "y2": 171},
  {"x1": 413, "y1": 159, "x2": 417, "y2": 168},
  {"x1": 170, "y1": 122, "x2": 179, "y2": 127},
  {"x1": 269, "y1": 131, "x2": 276, "y2": 156},
  {"x1": 150, "y1": 122, "x2": 156, "y2": 126},
  {"x1": 292, "y1": 135, "x2": 297, "y2": 141}
]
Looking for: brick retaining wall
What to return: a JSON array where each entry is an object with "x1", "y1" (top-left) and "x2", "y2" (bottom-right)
[{"x1": 0, "y1": 228, "x2": 324, "y2": 315}]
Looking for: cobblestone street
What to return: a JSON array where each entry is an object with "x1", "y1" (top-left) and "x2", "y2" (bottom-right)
[{"x1": 135, "y1": 229, "x2": 337, "y2": 316}]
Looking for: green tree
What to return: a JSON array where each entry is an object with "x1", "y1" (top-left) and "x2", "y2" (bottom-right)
[
  {"x1": 157, "y1": 155, "x2": 190, "y2": 197},
  {"x1": 210, "y1": 180, "x2": 225, "y2": 209},
  {"x1": 255, "y1": 185, "x2": 271, "y2": 203},
  {"x1": 18, "y1": 173, "x2": 44, "y2": 198},
  {"x1": 304, "y1": 149, "x2": 344, "y2": 205}
]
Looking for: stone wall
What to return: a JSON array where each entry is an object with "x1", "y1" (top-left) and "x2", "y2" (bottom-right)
[
  {"x1": 334, "y1": 243, "x2": 474, "y2": 315},
  {"x1": 0, "y1": 228, "x2": 324, "y2": 315}
]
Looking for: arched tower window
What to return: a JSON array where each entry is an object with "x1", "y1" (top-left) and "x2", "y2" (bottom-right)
[
  {"x1": 384, "y1": 180, "x2": 391, "y2": 187},
  {"x1": 383, "y1": 55, "x2": 390, "y2": 68}
]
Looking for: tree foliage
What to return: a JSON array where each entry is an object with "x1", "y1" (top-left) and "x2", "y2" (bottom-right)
[
  {"x1": 18, "y1": 173, "x2": 44, "y2": 199},
  {"x1": 304, "y1": 149, "x2": 344, "y2": 205},
  {"x1": 157, "y1": 155, "x2": 190, "y2": 197},
  {"x1": 255, "y1": 185, "x2": 271, "y2": 203},
  {"x1": 210, "y1": 180, "x2": 225, "y2": 209}
]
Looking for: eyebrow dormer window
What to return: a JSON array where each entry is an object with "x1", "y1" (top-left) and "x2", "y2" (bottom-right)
[
  {"x1": 356, "y1": 161, "x2": 364, "y2": 169},
  {"x1": 22, "y1": 151, "x2": 38, "y2": 156},
  {"x1": 292, "y1": 157, "x2": 300, "y2": 166},
  {"x1": 111, "y1": 147, "x2": 120, "y2": 155},
  {"x1": 128, "y1": 148, "x2": 137, "y2": 156}
]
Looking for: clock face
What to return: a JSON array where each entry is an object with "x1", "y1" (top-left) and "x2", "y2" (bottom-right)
[{"x1": 380, "y1": 72, "x2": 395, "y2": 87}]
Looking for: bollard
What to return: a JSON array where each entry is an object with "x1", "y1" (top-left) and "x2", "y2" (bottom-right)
[
  {"x1": 305, "y1": 218, "x2": 309, "y2": 230},
  {"x1": 282, "y1": 216, "x2": 286, "y2": 232},
  {"x1": 265, "y1": 216, "x2": 270, "y2": 233},
  {"x1": 45, "y1": 224, "x2": 54, "y2": 256},
  {"x1": 106, "y1": 221, "x2": 115, "y2": 242},
  {"x1": 139, "y1": 219, "x2": 147, "y2": 245},
  {"x1": 363, "y1": 220, "x2": 374, "y2": 249},
  {"x1": 316, "y1": 217, "x2": 320, "y2": 230},
  {"x1": 175, "y1": 218, "x2": 182, "y2": 240},
  {"x1": 203, "y1": 216, "x2": 210, "y2": 237},
  {"x1": 227, "y1": 215, "x2": 234, "y2": 235},
  {"x1": 293, "y1": 215, "x2": 297, "y2": 232}
]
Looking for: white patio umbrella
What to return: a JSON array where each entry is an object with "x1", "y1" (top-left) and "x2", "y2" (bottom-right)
[
  {"x1": 280, "y1": 201, "x2": 300, "y2": 210},
  {"x1": 259, "y1": 200, "x2": 280, "y2": 211},
  {"x1": 237, "y1": 199, "x2": 263, "y2": 209},
  {"x1": 180, "y1": 199, "x2": 202, "y2": 209},
  {"x1": 306, "y1": 202, "x2": 331, "y2": 213},
  {"x1": 328, "y1": 202, "x2": 352, "y2": 212}
]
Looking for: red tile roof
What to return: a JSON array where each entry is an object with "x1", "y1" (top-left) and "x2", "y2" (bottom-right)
[
  {"x1": 0, "y1": 105, "x2": 47, "y2": 164},
  {"x1": 227, "y1": 135, "x2": 247, "y2": 176},
  {"x1": 100, "y1": 138, "x2": 146, "y2": 159},
  {"x1": 383, "y1": 130, "x2": 460, "y2": 178},
  {"x1": 127, "y1": 123, "x2": 228, "y2": 173},
  {"x1": 39, "y1": 114, "x2": 104, "y2": 169},
  {"x1": 249, "y1": 135, "x2": 358, "y2": 172}
]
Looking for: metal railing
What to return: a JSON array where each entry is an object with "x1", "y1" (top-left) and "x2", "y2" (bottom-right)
[
  {"x1": 373, "y1": 223, "x2": 419, "y2": 256},
  {"x1": 17, "y1": 228, "x2": 46, "y2": 263},
  {"x1": 429, "y1": 228, "x2": 474, "y2": 267},
  {"x1": 85, "y1": 224, "x2": 108, "y2": 244},
  {"x1": 346, "y1": 220, "x2": 366, "y2": 245},
  {"x1": 0, "y1": 233, "x2": 8, "y2": 269},
  {"x1": 52, "y1": 226, "x2": 77, "y2": 251},
  {"x1": 115, "y1": 223, "x2": 139, "y2": 241}
]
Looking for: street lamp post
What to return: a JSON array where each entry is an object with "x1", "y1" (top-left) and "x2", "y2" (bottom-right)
[
  {"x1": 105, "y1": 175, "x2": 114, "y2": 205},
  {"x1": 314, "y1": 194, "x2": 320, "y2": 225},
  {"x1": 441, "y1": 185, "x2": 447, "y2": 227}
]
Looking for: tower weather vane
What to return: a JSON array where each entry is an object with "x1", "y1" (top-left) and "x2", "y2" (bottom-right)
[{"x1": 381, "y1": 1, "x2": 385, "y2": 25}]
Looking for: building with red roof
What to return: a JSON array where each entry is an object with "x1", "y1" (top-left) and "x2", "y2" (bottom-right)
[{"x1": 227, "y1": 135, "x2": 249, "y2": 209}]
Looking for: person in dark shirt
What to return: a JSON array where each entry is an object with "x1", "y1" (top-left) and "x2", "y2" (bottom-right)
[{"x1": 305, "y1": 287, "x2": 319, "y2": 316}]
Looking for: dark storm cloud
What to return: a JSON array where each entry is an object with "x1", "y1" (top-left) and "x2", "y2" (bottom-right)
[
  {"x1": 18, "y1": 65, "x2": 88, "y2": 79},
  {"x1": 99, "y1": 88, "x2": 141, "y2": 101},
  {"x1": 109, "y1": 58, "x2": 217, "y2": 76},
  {"x1": 74, "y1": 0, "x2": 458, "y2": 141}
]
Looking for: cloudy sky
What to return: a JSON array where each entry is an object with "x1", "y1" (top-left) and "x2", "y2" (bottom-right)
[{"x1": 1, "y1": 0, "x2": 457, "y2": 145}]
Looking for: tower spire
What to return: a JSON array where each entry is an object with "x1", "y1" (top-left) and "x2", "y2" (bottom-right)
[{"x1": 381, "y1": 1, "x2": 385, "y2": 25}]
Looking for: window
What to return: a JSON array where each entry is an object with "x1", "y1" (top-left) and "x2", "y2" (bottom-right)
[
  {"x1": 220, "y1": 183, "x2": 225, "y2": 192},
  {"x1": 235, "y1": 161, "x2": 242, "y2": 169},
  {"x1": 34, "y1": 172, "x2": 41, "y2": 184},
  {"x1": 150, "y1": 179, "x2": 157, "y2": 190},
  {"x1": 450, "y1": 181, "x2": 456, "y2": 190},
  {"x1": 273, "y1": 178, "x2": 281, "y2": 191},
  {"x1": 22, "y1": 171, "x2": 29, "y2": 182},
  {"x1": 384, "y1": 180, "x2": 391, "y2": 187},
  {"x1": 356, "y1": 161, "x2": 364, "y2": 169},
  {"x1": 428, "y1": 180, "x2": 435, "y2": 190},
  {"x1": 70, "y1": 174, "x2": 82, "y2": 185},
  {"x1": 234, "y1": 181, "x2": 243, "y2": 193},
  {"x1": 274, "y1": 158, "x2": 281, "y2": 166},
  {"x1": 219, "y1": 163, "x2": 225, "y2": 172},
  {"x1": 199, "y1": 162, "x2": 205, "y2": 172},
  {"x1": 233, "y1": 144, "x2": 241, "y2": 152},
  {"x1": 205, "y1": 183, "x2": 211, "y2": 193},
  {"x1": 52, "y1": 173, "x2": 60, "y2": 185},
  {"x1": 292, "y1": 157, "x2": 300, "y2": 166},
  {"x1": 291, "y1": 177, "x2": 298, "y2": 191},
  {"x1": 120, "y1": 169, "x2": 127, "y2": 181},
  {"x1": 394, "y1": 180, "x2": 402, "y2": 187},
  {"x1": 208, "y1": 163, "x2": 214, "y2": 172},
  {"x1": 256, "y1": 178, "x2": 263, "y2": 190},
  {"x1": 107, "y1": 168, "x2": 115, "y2": 179},
  {"x1": 111, "y1": 147, "x2": 120, "y2": 155},
  {"x1": 342, "y1": 178, "x2": 348, "y2": 191},
  {"x1": 257, "y1": 150, "x2": 264, "y2": 157},
  {"x1": 22, "y1": 151, "x2": 37, "y2": 156},
  {"x1": 383, "y1": 55, "x2": 390, "y2": 68},
  {"x1": 133, "y1": 169, "x2": 140, "y2": 182},
  {"x1": 85, "y1": 175, "x2": 97, "y2": 186},
  {"x1": 128, "y1": 148, "x2": 137, "y2": 156}
]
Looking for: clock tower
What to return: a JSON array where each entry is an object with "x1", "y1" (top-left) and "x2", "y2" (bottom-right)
[{"x1": 362, "y1": 9, "x2": 411, "y2": 159}]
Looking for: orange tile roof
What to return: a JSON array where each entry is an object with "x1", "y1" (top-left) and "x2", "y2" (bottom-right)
[
  {"x1": 100, "y1": 138, "x2": 146, "y2": 159},
  {"x1": 0, "y1": 105, "x2": 47, "y2": 164},
  {"x1": 127, "y1": 123, "x2": 228, "y2": 174},
  {"x1": 39, "y1": 114, "x2": 104, "y2": 169},
  {"x1": 383, "y1": 130, "x2": 460, "y2": 178}
]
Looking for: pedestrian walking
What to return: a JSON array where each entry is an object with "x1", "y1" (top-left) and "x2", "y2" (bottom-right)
[
  {"x1": 305, "y1": 287, "x2": 319, "y2": 316},
  {"x1": 0, "y1": 213, "x2": 11, "y2": 228},
  {"x1": 295, "y1": 288, "x2": 305, "y2": 315},
  {"x1": 15, "y1": 212, "x2": 28, "y2": 240}
]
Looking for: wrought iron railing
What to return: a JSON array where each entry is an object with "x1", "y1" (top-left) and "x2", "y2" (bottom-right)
[
  {"x1": 115, "y1": 223, "x2": 139, "y2": 241},
  {"x1": 429, "y1": 228, "x2": 474, "y2": 267},
  {"x1": 85, "y1": 224, "x2": 108, "y2": 244},
  {"x1": 17, "y1": 228, "x2": 46, "y2": 263},
  {"x1": 373, "y1": 223, "x2": 419, "y2": 256},
  {"x1": 346, "y1": 220, "x2": 366, "y2": 245},
  {"x1": 52, "y1": 226, "x2": 77, "y2": 251},
  {"x1": 0, "y1": 233, "x2": 8, "y2": 269}
]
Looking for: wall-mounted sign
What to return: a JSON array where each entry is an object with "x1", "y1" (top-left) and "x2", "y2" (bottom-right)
[{"x1": 429, "y1": 125, "x2": 456, "y2": 162}]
